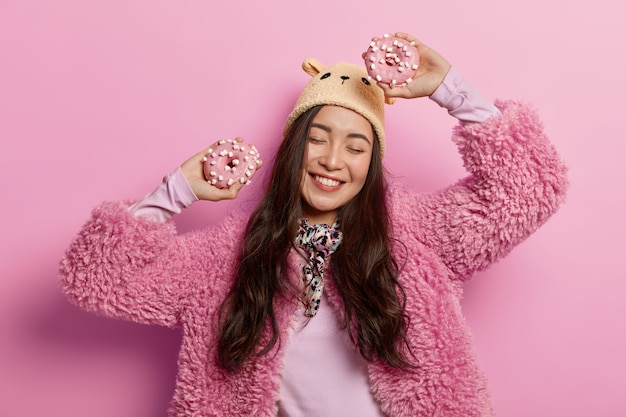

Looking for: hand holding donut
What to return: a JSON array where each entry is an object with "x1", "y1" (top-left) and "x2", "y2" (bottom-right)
[
  {"x1": 363, "y1": 32, "x2": 451, "y2": 100},
  {"x1": 180, "y1": 137, "x2": 262, "y2": 202}
]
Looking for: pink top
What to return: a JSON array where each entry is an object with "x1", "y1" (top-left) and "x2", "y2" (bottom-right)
[{"x1": 130, "y1": 67, "x2": 500, "y2": 417}]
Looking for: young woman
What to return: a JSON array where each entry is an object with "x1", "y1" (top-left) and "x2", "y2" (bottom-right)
[{"x1": 60, "y1": 33, "x2": 568, "y2": 416}]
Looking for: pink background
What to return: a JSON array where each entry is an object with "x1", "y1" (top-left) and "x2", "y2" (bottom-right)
[{"x1": 1, "y1": 1, "x2": 624, "y2": 416}]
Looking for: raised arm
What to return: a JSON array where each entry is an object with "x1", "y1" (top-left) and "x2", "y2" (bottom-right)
[
  {"x1": 59, "y1": 139, "x2": 260, "y2": 326},
  {"x1": 383, "y1": 33, "x2": 568, "y2": 281},
  {"x1": 389, "y1": 89, "x2": 568, "y2": 281}
]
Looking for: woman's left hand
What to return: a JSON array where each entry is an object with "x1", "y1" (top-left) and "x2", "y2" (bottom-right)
[{"x1": 365, "y1": 32, "x2": 452, "y2": 100}]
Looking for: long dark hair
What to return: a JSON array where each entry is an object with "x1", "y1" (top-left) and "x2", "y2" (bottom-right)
[{"x1": 217, "y1": 105, "x2": 413, "y2": 371}]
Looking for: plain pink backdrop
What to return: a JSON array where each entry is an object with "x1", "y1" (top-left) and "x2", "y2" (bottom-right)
[{"x1": 1, "y1": 1, "x2": 624, "y2": 416}]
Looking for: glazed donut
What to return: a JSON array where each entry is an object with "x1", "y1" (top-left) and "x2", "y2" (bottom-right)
[
  {"x1": 364, "y1": 34, "x2": 420, "y2": 88},
  {"x1": 202, "y1": 139, "x2": 260, "y2": 188}
]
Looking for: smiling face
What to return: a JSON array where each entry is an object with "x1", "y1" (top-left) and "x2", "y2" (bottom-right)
[{"x1": 300, "y1": 105, "x2": 374, "y2": 225}]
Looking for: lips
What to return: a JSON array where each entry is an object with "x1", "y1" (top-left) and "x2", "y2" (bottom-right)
[{"x1": 313, "y1": 174, "x2": 343, "y2": 187}]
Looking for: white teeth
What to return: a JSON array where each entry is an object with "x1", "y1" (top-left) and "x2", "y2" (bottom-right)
[{"x1": 314, "y1": 175, "x2": 341, "y2": 187}]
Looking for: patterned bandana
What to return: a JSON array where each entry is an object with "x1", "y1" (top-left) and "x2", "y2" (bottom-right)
[{"x1": 295, "y1": 218, "x2": 343, "y2": 316}]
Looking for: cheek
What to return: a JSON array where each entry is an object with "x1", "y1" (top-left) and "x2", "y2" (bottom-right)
[{"x1": 354, "y1": 160, "x2": 371, "y2": 184}]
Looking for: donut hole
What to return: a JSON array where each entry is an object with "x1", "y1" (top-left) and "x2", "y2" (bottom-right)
[
  {"x1": 385, "y1": 55, "x2": 398, "y2": 66},
  {"x1": 223, "y1": 156, "x2": 241, "y2": 171}
]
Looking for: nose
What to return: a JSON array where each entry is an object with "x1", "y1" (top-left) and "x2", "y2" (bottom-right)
[{"x1": 318, "y1": 143, "x2": 343, "y2": 171}]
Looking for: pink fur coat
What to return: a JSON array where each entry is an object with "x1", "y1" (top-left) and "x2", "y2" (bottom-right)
[{"x1": 60, "y1": 100, "x2": 568, "y2": 416}]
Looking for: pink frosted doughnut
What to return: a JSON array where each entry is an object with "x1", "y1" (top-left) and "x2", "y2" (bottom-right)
[
  {"x1": 364, "y1": 34, "x2": 420, "y2": 88},
  {"x1": 202, "y1": 139, "x2": 260, "y2": 188}
]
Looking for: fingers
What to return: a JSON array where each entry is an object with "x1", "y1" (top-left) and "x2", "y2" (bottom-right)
[
  {"x1": 184, "y1": 137, "x2": 262, "y2": 202},
  {"x1": 192, "y1": 181, "x2": 239, "y2": 202},
  {"x1": 377, "y1": 82, "x2": 412, "y2": 99},
  {"x1": 393, "y1": 32, "x2": 422, "y2": 46},
  {"x1": 200, "y1": 180, "x2": 245, "y2": 201},
  {"x1": 361, "y1": 32, "x2": 433, "y2": 99}
]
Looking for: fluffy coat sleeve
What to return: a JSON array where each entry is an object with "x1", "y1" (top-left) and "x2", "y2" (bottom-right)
[
  {"x1": 58, "y1": 200, "x2": 244, "y2": 327},
  {"x1": 391, "y1": 99, "x2": 569, "y2": 281}
]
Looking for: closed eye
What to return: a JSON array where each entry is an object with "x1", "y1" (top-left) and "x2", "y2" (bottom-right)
[{"x1": 347, "y1": 147, "x2": 365, "y2": 154}]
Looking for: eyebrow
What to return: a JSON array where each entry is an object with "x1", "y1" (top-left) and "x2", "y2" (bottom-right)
[{"x1": 310, "y1": 123, "x2": 372, "y2": 145}]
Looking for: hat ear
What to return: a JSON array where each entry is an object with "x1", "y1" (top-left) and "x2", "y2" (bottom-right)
[{"x1": 302, "y1": 58, "x2": 326, "y2": 77}]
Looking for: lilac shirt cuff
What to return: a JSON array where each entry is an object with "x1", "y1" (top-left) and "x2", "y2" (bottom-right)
[
  {"x1": 429, "y1": 66, "x2": 500, "y2": 123},
  {"x1": 130, "y1": 167, "x2": 198, "y2": 222}
]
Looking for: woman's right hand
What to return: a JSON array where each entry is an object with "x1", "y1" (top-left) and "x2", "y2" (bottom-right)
[{"x1": 179, "y1": 137, "x2": 262, "y2": 201}]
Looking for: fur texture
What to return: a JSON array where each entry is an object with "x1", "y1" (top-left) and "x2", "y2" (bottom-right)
[{"x1": 59, "y1": 100, "x2": 568, "y2": 416}]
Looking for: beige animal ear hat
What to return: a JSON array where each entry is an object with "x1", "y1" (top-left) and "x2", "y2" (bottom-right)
[{"x1": 284, "y1": 58, "x2": 392, "y2": 156}]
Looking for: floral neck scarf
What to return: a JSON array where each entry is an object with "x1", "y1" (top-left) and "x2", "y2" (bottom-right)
[{"x1": 295, "y1": 218, "x2": 343, "y2": 316}]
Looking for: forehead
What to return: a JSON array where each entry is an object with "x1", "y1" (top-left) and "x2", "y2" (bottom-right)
[{"x1": 311, "y1": 106, "x2": 374, "y2": 138}]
